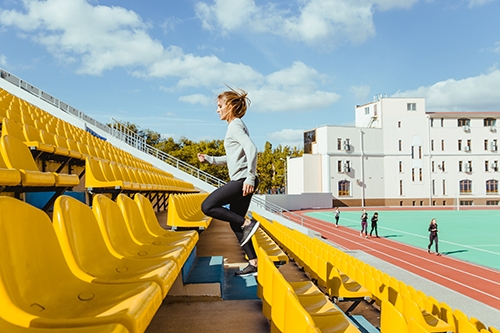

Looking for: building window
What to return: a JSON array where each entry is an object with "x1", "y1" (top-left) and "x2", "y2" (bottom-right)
[
  {"x1": 493, "y1": 161, "x2": 499, "y2": 172},
  {"x1": 486, "y1": 200, "x2": 499, "y2": 205},
  {"x1": 484, "y1": 139, "x2": 488, "y2": 151},
  {"x1": 466, "y1": 161, "x2": 473, "y2": 173},
  {"x1": 431, "y1": 140, "x2": 434, "y2": 151},
  {"x1": 485, "y1": 161, "x2": 489, "y2": 172},
  {"x1": 399, "y1": 161, "x2": 403, "y2": 173},
  {"x1": 398, "y1": 121, "x2": 401, "y2": 128},
  {"x1": 407, "y1": 103, "x2": 416, "y2": 111},
  {"x1": 364, "y1": 107, "x2": 370, "y2": 115},
  {"x1": 411, "y1": 146, "x2": 414, "y2": 159},
  {"x1": 458, "y1": 139, "x2": 462, "y2": 151},
  {"x1": 412, "y1": 168, "x2": 415, "y2": 181},
  {"x1": 460, "y1": 200, "x2": 473, "y2": 206},
  {"x1": 459, "y1": 179, "x2": 472, "y2": 194},
  {"x1": 467, "y1": 139, "x2": 471, "y2": 151},
  {"x1": 441, "y1": 161, "x2": 445, "y2": 172},
  {"x1": 458, "y1": 118, "x2": 470, "y2": 127},
  {"x1": 486, "y1": 179, "x2": 498, "y2": 193},
  {"x1": 338, "y1": 180, "x2": 350, "y2": 196},
  {"x1": 441, "y1": 118, "x2": 444, "y2": 127},
  {"x1": 431, "y1": 161, "x2": 435, "y2": 172},
  {"x1": 484, "y1": 118, "x2": 496, "y2": 127},
  {"x1": 419, "y1": 146, "x2": 422, "y2": 159},
  {"x1": 419, "y1": 168, "x2": 422, "y2": 181},
  {"x1": 337, "y1": 138, "x2": 342, "y2": 150},
  {"x1": 430, "y1": 118, "x2": 434, "y2": 127},
  {"x1": 337, "y1": 160, "x2": 342, "y2": 173},
  {"x1": 432, "y1": 180, "x2": 436, "y2": 195},
  {"x1": 304, "y1": 129, "x2": 316, "y2": 154},
  {"x1": 443, "y1": 180, "x2": 446, "y2": 195},
  {"x1": 399, "y1": 140, "x2": 402, "y2": 151},
  {"x1": 441, "y1": 140, "x2": 445, "y2": 151},
  {"x1": 458, "y1": 161, "x2": 463, "y2": 172},
  {"x1": 399, "y1": 180, "x2": 403, "y2": 195}
]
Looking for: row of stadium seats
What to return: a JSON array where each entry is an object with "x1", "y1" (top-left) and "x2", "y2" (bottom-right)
[
  {"x1": 166, "y1": 193, "x2": 212, "y2": 230},
  {"x1": 0, "y1": 193, "x2": 198, "y2": 333},
  {"x1": 1, "y1": 89, "x2": 197, "y2": 211},
  {"x1": 252, "y1": 212, "x2": 500, "y2": 333},
  {"x1": 256, "y1": 246, "x2": 361, "y2": 333}
]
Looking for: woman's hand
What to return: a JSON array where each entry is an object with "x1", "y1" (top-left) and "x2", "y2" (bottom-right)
[
  {"x1": 242, "y1": 183, "x2": 254, "y2": 196},
  {"x1": 197, "y1": 153, "x2": 206, "y2": 163}
]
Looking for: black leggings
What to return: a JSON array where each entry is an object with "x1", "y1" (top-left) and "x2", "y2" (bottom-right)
[
  {"x1": 201, "y1": 178, "x2": 257, "y2": 260},
  {"x1": 369, "y1": 223, "x2": 378, "y2": 237},
  {"x1": 428, "y1": 233, "x2": 438, "y2": 252}
]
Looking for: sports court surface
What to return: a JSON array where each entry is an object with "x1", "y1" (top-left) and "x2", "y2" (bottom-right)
[{"x1": 305, "y1": 209, "x2": 500, "y2": 271}]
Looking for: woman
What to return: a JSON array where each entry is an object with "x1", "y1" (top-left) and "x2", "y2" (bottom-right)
[
  {"x1": 197, "y1": 87, "x2": 260, "y2": 276},
  {"x1": 369, "y1": 212, "x2": 379, "y2": 238},
  {"x1": 360, "y1": 208, "x2": 368, "y2": 238},
  {"x1": 427, "y1": 218, "x2": 440, "y2": 256},
  {"x1": 334, "y1": 207, "x2": 340, "y2": 227}
]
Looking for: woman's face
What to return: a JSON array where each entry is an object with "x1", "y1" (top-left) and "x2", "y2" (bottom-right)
[{"x1": 217, "y1": 98, "x2": 232, "y2": 122}]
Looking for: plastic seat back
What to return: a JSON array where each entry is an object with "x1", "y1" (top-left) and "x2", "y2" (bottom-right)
[
  {"x1": 134, "y1": 193, "x2": 170, "y2": 236},
  {"x1": 380, "y1": 300, "x2": 408, "y2": 333}
]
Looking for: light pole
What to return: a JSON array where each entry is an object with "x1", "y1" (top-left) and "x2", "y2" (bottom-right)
[{"x1": 280, "y1": 157, "x2": 287, "y2": 194}]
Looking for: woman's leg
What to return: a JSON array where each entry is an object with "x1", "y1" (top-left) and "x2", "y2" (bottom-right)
[
  {"x1": 229, "y1": 192, "x2": 257, "y2": 261},
  {"x1": 201, "y1": 180, "x2": 247, "y2": 229},
  {"x1": 435, "y1": 234, "x2": 439, "y2": 253}
]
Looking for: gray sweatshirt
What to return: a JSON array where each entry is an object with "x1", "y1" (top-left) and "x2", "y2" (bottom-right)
[{"x1": 204, "y1": 118, "x2": 257, "y2": 186}]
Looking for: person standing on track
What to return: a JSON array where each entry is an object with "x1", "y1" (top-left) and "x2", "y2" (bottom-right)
[
  {"x1": 427, "y1": 218, "x2": 440, "y2": 256},
  {"x1": 334, "y1": 207, "x2": 340, "y2": 227},
  {"x1": 197, "y1": 87, "x2": 260, "y2": 276},
  {"x1": 369, "y1": 212, "x2": 379, "y2": 238},
  {"x1": 360, "y1": 208, "x2": 368, "y2": 238}
]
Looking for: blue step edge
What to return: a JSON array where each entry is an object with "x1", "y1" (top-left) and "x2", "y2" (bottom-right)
[
  {"x1": 183, "y1": 255, "x2": 224, "y2": 286},
  {"x1": 349, "y1": 315, "x2": 380, "y2": 333}
]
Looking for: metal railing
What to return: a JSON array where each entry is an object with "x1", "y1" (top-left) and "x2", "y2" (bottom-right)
[{"x1": 1, "y1": 68, "x2": 311, "y2": 226}]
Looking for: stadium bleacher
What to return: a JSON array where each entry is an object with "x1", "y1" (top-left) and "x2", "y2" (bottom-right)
[{"x1": 1, "y1": 72, "x2": 500, "y2": 333}]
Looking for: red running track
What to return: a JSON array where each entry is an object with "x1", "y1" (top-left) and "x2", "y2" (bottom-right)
[{"x1": 286, "y1": 212, "x2": 500, "y2": 310}]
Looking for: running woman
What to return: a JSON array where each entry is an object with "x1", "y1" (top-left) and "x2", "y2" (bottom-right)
[
  {"x1": 427, "y1": 218, "x2": 440, "y2": 256},
  {"x1": 197, "y1": 87, "x2": 260, "y2": 276}
]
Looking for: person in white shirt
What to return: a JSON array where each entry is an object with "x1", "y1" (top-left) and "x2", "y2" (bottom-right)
[{"x1": 197, "y1": 87, "x2": 260, "y2": 276}]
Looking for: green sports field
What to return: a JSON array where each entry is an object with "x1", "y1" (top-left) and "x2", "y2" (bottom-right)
[{"x1": 305, "y1": 209, "x2": 500, "y2": 271}]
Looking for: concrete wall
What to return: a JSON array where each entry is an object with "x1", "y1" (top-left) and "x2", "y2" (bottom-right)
[{"x1": 262, "y1": 192, "x2": 332, "y2": 210}]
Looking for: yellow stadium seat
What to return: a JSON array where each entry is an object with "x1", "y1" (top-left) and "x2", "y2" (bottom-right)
[
  {"x1": 116, "y1": 194, "x2": 196, "y2": 251},
  {"x1": 22, "y1": 123, "x2": 56, "y2": 153},
  {"x1": 85, "y1": 157, "x2": 133, "y2": 191},
  {"x1": 92, "y1": 194, "x2": 187, "y2": 269},
  {"x1": 2, "y1": 134, "x2": 79, "y2": 187},
  {"x1": 326, "y1": 262, "x2": 372, "y2": 301},
  {"x1": 402, "y1": 295, "x2": 455, "y2": 333},
  {"x1": 0, "y1": 197, "x2": 162, "y2": 333},
  {"x1": 489, "y1": 326, "x2": 500, "y2": 333},
  {"x1": 167, "y1": 193, "x2": 211, "y2": 229},
  {"x1": 52, "y1": 195, "x2": 178, "y2": 298},
  {"x1": 284, "y1": 290, "x2": 361, "y2": 333},
  {"x1": 380, "y1": 300, "x2": 408, "y2": 333},
  {"x1": 409, "y1": 318, "x2": 432, "y2": 333},
  {"x1": 134, "y1": 193, "x2": 199, "y2": 242},
  {"x1": 0, "y1": 151, "x2": 21, "y2": 186},
  {"x1": 0, "y1": 318, "x2": 130, "y2": 333}
]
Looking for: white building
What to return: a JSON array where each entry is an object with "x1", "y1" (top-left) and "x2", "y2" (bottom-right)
[{"x1": 288, "y1": 97, "x2": 499, "y2": 207}]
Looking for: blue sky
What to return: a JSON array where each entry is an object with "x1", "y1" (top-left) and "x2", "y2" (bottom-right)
[{"x1": 1, "y1": 0, "x2": 499, "y2": 150}]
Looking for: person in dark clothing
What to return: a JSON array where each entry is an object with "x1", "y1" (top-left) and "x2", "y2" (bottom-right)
[
  {"x1": 369, "y1": 212, "x2": 379, "y2": 237},
  {"x1": 334, "y1": 207, "x2": 340, "y2": 227},
  {"x1": 427, "y1": 218, "x2": 440, "y2": 256},
  {"x1": 360, "y1": 208, "x2": 368, "y2": 238}
]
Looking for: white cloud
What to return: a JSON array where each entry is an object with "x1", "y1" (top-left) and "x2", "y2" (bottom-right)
[
  {"x1": 0, "y1": 54, "x2": 7, "y2": 66},
  {"x1": 392, "y1": 69, "x2": 500, "y2": 111},
  {"x1": 350, "y1": 85, "x2": 371, "y2": 101},
  {"x1": 268, "y1": 128, "x2": 304, "y2": 148},
  {"x1": 0, "y1": 0, "x2": 341, "y2": 113},
  {"x1": 178, "y1": 94, "x2": 212, "y2": 105},
  {"x1": 0, "y1": 0, "x2": 164, "y2": 75},
  {"x1": 195, "y1": 0, "x2": 419, "y2": 46},
  {"x1": 467, "y1": 0, "x2": 497, "y2": 8}
]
